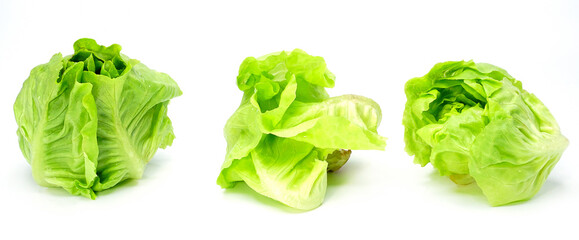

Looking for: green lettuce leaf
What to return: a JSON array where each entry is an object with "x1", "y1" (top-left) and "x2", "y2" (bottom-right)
[
  {"x1": 14, "y1": 54, "x2": 99, "y2": 198},
  {"x1": 218, "y1": 49, "x2": 386, "y2": 210},
  {"x1": 14, "y1": 38, "x2": 181, "y2": 198},
  {"x1": 403, "y1": 60, "x2": 568, "y2": 205}
]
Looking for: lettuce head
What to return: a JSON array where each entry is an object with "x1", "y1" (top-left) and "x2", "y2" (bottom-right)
[
  {"x1": 14, "y1": 38, "x2": 182, "y2": 199},
  {"x1": 217, "y1": 49, "x2": 387, "y2": 210},
  {"x1": 403, "y1": 60, "x2": 568, "y2": 206}
]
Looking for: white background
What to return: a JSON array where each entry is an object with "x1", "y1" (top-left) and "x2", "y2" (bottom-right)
[{"x1": 1, "y1": 0, "x2": 578, "y2": 239}]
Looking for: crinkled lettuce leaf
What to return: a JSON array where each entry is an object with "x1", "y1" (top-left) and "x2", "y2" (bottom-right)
[
  {"x1": 403, "y1": 60, "x2": 568, "y2": 205},
  {"x1": 218, "y1": 49, "x2": 386, "y2": 210},
  {"x1": 14, "y1": 38, "x2": 182, "y2": 198},
  {"x1": 14, "y1": 54, "x2": 99, "y2": 198}
]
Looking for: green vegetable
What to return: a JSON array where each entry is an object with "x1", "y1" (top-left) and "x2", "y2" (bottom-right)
[
  {"x1": 14, "y1": 38, "x2": 182, "y2": 199},
  {"x1": 217, "y1": 49, "x2": 386, "y2": 210},
  {"x1": 403, "y1": 60, "x2": 568, "y2": 206}
]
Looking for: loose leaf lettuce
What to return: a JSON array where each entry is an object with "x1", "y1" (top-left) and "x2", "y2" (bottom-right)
[
  {"x1": 14, "y1": 38, "x2": 182, "y2": 198},
  {"x1": 403, "y1": 60, "x2": 568, "y2": 205},
  {"x1": 218, "y1": 50, "x2": 386, "y2": 210}
]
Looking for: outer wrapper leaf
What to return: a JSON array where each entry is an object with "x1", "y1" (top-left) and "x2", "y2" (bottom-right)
[
  {"x1": 218, "y1": 49, "x2": 386, "y2": 210},
  {"x1": 14, "y1": 54, "x2": 99, "y2": 198},
  {"x1": 403, "y1": 60, "x2": 568, "y2": 205}
]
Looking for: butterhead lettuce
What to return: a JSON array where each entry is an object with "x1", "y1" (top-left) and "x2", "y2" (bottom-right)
[
  {"x1": 217, "y1": 50, "x2": 386, "y2": 210},
  {"x1": 403, "y1": 60, "x2": 567, "y2": 206},
  {"x1": 14, "y1": 38, "x2": 182, "y2": 198}
]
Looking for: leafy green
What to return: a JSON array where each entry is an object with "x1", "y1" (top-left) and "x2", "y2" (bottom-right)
[
  {"x1": 218, "y1": 49, "x2": 386, "y2": 210},
  {"x1": 403, "y1": 60, "x2": 568, "y2": 205},
  {"x1": 14, "y1": 38, "x2": 182, "y2": 198}
]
